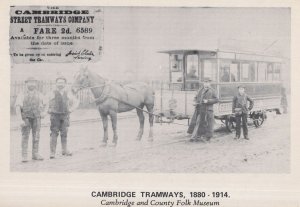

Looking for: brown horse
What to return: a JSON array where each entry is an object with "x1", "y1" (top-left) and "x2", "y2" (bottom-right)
[{"x1": 71, "y1": 67, "x2": 155, "y2": 146}]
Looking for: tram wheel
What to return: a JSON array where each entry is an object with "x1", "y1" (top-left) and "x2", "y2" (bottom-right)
[
  {"x1": 225, "y1": 117, "x2": 236, "y2": 133},
  {"x1": 253, "y1": 115, "x2": 264, "y2": 127}
]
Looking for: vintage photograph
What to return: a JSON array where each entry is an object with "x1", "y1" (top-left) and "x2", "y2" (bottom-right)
[{"x1": 10, "y1": 6, "x2": 290, "y2": 173}]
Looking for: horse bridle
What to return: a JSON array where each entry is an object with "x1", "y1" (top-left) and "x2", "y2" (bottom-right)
[
  {"x1": 72, "y1": 79, "x2": 111, "y2": 104},
  {"x1": 73, "y1": 83, "x2": 107, "y2": 91}
]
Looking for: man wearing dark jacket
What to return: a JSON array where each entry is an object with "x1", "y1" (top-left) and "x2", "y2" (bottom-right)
[
  {"x1": 232, "y1": 85, "x2": 254, "y2": 140},
  {"x1": 47, "y1": 76, "x2": 79, "y2": 159},
  {"x1": 187, "y1": 77, "x2": 219, "y2": 142}
]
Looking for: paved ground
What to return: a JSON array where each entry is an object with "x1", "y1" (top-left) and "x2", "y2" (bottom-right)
[{"x1": 10, "y1": 110, "x2": 290, "y2": 173}]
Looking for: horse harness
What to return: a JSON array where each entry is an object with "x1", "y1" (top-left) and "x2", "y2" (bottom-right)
[{"x1": 73, "y1": 81, "x2": 109, "y2": 104}]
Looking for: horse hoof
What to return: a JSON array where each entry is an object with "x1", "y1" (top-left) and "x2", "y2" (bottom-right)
[
  {"x1": 147, "y1": 138, "x2": 154, "y2": 142},
  {"x1": 100, "y1": 142, "x2": 107, "y2": 147},
  {"x1": 108, "y1": 142, "x2": 117, "y2": 147}
]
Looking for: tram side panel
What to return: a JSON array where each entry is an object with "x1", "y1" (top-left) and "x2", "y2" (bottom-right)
[
  {"x1": 154, "y1": 85, "x2": 282, "y2": 120},
  {"x1": 216, "y1": 83, "x2": 283, "y2": 118},
  {"x1": 154, "y1": 90, "x2": 196, "y2": 118},
  {"x1": 154, "y1": 90, "x2": 222, "y2": 119},
  {"x1": 215, "y1": 97, "x2": 281, "y2": 117}
]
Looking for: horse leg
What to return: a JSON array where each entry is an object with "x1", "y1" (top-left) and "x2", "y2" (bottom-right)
[
  {"x1": 146, "y1": 104, "x2": 154, "y2": 141},
  {"x1": 109, "y1": 111, "x2": 118, "y2": 146},
  {"x1": 99, "y1": 111, "x2": 108, "y2": 147},
  {"x1": 136, "y1": 106, "x2": 145, "y2": 140}
]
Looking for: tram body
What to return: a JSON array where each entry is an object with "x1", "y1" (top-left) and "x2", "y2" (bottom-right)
[{"x1": 155, "y1": 49, "x2": 284, "y2": 130}]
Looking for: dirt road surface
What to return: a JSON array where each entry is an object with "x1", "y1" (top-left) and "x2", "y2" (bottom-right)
[{"x1": 10, "y1": 111, "x2": 290, "y2": 173}]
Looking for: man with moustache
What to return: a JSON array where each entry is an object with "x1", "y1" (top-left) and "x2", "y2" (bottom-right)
[
  {"x1": 15, "y1": 77, "x2": 46, "y2": 162},
  {"x1": 187, "y1": 77, "x2": 219, "y2": 142},
  {"x1": 47, "y1": 75, "x2": 79, "y2": 159}
]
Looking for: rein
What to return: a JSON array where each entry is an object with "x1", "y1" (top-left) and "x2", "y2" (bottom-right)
[
  {"x1": 74, "y1": 80, "x2": 153, "y2": 114},
  {"x1": 72, "y1": 83, "x2": 107, "y2": 91},
  {"x1": 73, "y1": 78, "x2": 189, "y2": 126},
  {"x1": 73, "y1": 81, "x2": 109, "y2": 104}
]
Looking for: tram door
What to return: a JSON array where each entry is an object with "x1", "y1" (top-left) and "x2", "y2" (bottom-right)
[
  {"x1": 170, "y1": 54, "x2": 184, "y2": 90},
  {"x1": 185, "y1": 54, "x2": 200, "y2": 90}
]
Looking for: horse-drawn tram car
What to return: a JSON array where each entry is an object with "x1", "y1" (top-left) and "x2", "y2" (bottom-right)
[{"x1": 155, "y1": 49, "x2": 285, "y2": 131}]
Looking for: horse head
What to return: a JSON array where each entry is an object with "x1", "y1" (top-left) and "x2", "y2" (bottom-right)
[{"x1": 71, "y1": 65, "x2": 91, "y2": 94}]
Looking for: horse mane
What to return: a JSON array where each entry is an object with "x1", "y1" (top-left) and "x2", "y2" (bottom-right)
[
  {"x1": 84, "y1": 69, "x2": 109, "y2": 100},
  {"x1": 86, "y1": 68, "x2": 107, "y2": 83}
]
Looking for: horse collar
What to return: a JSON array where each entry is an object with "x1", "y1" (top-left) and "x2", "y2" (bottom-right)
[{"x1": 94, "y1": 83, "x2": 110, "y2": 105}]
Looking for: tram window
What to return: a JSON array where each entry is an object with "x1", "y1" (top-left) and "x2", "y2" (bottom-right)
[
  {"x1": 185, "y1": 55, "x2": 199, "y2": 90},
  {"x1": 170, "y1": 54, "x2": 183, "y2": 72},
  {"x1": 267, "y1": 63, "x2": 273, "y2": 81},
  {"x1": 230, "y1": 64, "x2": 239, "y2": 82},
  {"x1": 252, "y1": 62, "x2": 258, "y2": 81},
  {"x1": 257, "y1": 62, "x2": 267, "y2": 82},
  {"x1": 220, "y1": 60, "x2": 239, "y2": 82},
  {"x1": 171, "y1": 72, "x2": 183, "y2": 83},
  {"x1": 220, "y1": 61, "x2": 230, "y2": 82},
  {"x1": 203, "y1": 59, "x2": 217, "y2": 81},
  {"x1": 273, "y1": 63, "x2": 281, "y2": 81},
  {"x1": 241, "y1": 62, "x2": 256, "y2": 82},
  {"x1": 186, "y1": 55, "x2": 199, "y2": 80}
]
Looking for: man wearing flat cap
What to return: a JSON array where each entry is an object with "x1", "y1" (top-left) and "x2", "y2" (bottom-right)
[
  {"x1": 47, "y1": 75, "x2": 79, "y2": 159},
  {"x1": 187, "y1": 77, "x2": 219, "y2": 142},
  {"x1": 15, "y1": 77, "x2": 46, "y2": 162},
  {"x1": 232, "y1": 85, "x2": 254, "y2": 140}
]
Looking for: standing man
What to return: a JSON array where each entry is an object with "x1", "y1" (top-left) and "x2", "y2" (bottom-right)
[
  {"x1": 15, "y1": 77, "x2": 46, "y2": 162},
  {"x1": 232, "y1": 85, "x2": 254, "y2": 140},
  {"x1": 187, "y1": 77, "x2": 219, "y2": 142},
  {"x1": 47, "y1": 75, "x2": 79, "y2": 159}
]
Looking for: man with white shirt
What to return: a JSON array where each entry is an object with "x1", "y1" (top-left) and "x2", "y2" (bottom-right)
[
  {"x1": 47, "y1": 75, "x2": 79, "y2": 159},
  {"x1": 15, "y1": 77, "x2": 46, "y2": 162}
]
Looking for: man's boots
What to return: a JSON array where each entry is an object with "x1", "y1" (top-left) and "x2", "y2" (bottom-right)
[
  {"x1": 244, "y1": 135, "x2": 250, "y2": 140},
  {"x1": 21, "y1": 138, "x2": 28, "y2": 163},
  {"x1": 50, "y1": 135, "x2": 58, "y2": 159},
  {"x1": 61, "y1": 137, "x2": 72, "y2": 156},
  {"x1": 32, "y1": 139, "x2": 44, "y2": 160},
  {"x1": 234, "y1": 135, "x2": 240, "y2": 140},
  {"x1": 190, "y1": 115, "x2": 201, "y2": 142}
]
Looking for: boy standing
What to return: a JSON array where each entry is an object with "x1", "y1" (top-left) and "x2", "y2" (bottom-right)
[{"x1": 232, "y1": 85, "x2": 254, "y2": 140}]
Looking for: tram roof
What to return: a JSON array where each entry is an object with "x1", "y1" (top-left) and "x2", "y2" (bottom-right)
[
  {"x1": 158, "y1": 49, "x2": 216, "y2": 54},
  {"x1": 158, "y1": 49, "x2": 285, "y2": 62}
]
